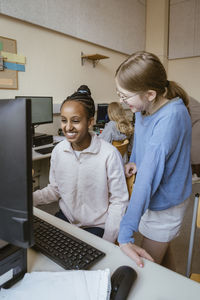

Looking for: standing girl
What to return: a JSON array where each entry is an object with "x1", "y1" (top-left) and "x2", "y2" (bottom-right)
[
  {"x1": 33, "y1": 85, "x2": 129, "y2": 243},
  {"x1": 115, "y1": 51, "x2": 192, "y2": 268}
]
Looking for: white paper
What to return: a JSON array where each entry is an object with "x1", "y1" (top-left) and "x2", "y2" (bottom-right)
[{"x1": 0, "y1": 269, "x2": 111, "y2": 300}]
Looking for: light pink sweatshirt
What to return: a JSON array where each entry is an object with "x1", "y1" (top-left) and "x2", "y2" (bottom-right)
[{"x1": 33, "y1": 133, "x2": 129, "y2": 243}]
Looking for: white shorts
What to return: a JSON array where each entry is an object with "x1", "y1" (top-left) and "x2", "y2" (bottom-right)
[{"x1": 138, "y1": 198, "x2": 190, "y2": 243}]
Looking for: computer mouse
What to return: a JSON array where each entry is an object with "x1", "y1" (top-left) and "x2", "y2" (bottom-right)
[{"x1": 110, "y1": 265, "x2": 137, "y2": 300}]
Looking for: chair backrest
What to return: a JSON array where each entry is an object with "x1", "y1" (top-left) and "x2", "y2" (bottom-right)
[
  {"x1": 112, "y1": 139, "x2": 129, "y2": 157},
  {"x1": 126, "y1": 174, "x2": 135, "y2": 199}
]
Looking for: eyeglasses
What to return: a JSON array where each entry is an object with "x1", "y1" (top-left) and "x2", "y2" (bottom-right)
[{"x1": 116, "y1": 90, "x2": 139, "y2": 103}]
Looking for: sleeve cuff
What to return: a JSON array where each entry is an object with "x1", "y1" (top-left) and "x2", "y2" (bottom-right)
[
  {"x1": 118, "y1": 236, "x2": 135, "y2": 244},
  {"x1": 117, "y1": 226, "x2": 135, "y2": 244}
]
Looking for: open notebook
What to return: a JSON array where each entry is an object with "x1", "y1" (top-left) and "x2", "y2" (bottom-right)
[{"x1": 0, "y1": 269, "x2": 111, "y2": 300}]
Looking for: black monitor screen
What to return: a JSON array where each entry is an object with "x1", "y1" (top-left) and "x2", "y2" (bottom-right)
[
  {"x1": 0, "y1": 98, "x2": 34, "y2": 248},
  {"x1": 96, "y1": 103, "x2": 109, "y2": 124},
  {"x1": 16, "y1": 96, "x2": 53, "y2": 125}
]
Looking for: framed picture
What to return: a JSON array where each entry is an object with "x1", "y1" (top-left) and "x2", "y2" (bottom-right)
[{"x1": 0, "y1": 36, "x2": 18, "y2": 89}]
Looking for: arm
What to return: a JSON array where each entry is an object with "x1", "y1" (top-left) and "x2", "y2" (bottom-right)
[
  {"x1": 118, "y1": 145, "x2": 166, "y2": 244},
  {"x1": 117, "y1": 141, "x2": 167, "y2": 266},
  {"x1": 33, "y1": 150, "x2": 61, "y2": 206},
  {"x1": 102, "y1": 149, "x2": 129, "y2": 243}
]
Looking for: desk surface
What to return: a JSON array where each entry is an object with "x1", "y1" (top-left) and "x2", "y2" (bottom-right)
[
  {"x1": 32, "y1": 144, "x2": 52, "y2": 161},
  {"x1": 29, "y1": 208, "x2": 200, "y2": 300},
  {"x1": 32, "y1": 136, "x2": 65, "y2": 161}
]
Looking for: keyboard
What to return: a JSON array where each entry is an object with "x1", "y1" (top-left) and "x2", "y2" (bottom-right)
[
  {"x1": 35, "y1": 146, "x2": 54, "y2": 154},
  {"x1": 33, "y1": 215, "x2": 105, "y2": 270}
]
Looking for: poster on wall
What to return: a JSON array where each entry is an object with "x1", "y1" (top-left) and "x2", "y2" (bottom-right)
[{"x1": 0, "y1": 36, "x2": 26, "y2": 89}]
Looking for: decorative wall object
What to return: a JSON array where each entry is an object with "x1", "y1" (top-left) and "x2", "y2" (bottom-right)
[{"x1": 0, "y1": 36, "x2": 26, "y2": 89}]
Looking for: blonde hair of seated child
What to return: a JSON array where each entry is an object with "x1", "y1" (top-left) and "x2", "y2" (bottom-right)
[{"x1": 108, "y1": 102, "x2": 134, "y2": 137}]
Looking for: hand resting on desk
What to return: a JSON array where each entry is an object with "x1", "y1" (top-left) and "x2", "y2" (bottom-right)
[{"x1": 119, "y1": 242, "x2": 154, "y2": 268}]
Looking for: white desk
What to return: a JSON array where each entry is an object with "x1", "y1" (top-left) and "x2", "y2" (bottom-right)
[
  {"x1": 32, "y1": 136, "x2": 65, "y2": 161},
  {"x1": 32, "y1": 136, "x2": 65, "y2": 188},
  {"x1": 29, "y1": 208, "x2": 200, "y2": 300},
  {"x1": 32, "y1": 143, "x2": 52, "y2": 161},
  {"x1": 32, "y1": 147, "x2": 51, "y2": 189}
]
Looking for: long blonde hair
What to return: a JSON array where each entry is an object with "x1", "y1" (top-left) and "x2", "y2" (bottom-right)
[
  {"x1": 115, "y1": 51, "x2": 190, "y2": 113},
  {"x1": 108, "y1": 102, "x2": 134, "y2": 137}
]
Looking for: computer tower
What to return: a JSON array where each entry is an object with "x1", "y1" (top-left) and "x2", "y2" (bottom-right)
[
  {"x1": 32, "y1": 133, "x2": 53, "y2": 147},
  {"x1": 0, "y1": 244, "x2": 27, "y2": 289}
]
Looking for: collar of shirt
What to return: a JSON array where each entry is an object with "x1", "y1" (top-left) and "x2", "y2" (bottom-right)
[{"x1": 62, "y1": 132, "x2": 101, "y2": 154}]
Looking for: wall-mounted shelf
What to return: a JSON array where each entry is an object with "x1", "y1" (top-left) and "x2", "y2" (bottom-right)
[{"x1": 81, "y1": 52, "x2": 109, "y2": 67}]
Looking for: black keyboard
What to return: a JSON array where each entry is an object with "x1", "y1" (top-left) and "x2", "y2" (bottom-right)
[
  {"x1": 33, "y1": 215, "x2": 105, "y2": 270},
  {"x1": 35, "y1": 146, "x2": 54, "y2": 154}
]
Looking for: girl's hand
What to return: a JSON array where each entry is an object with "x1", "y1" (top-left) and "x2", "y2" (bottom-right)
[
  {"x1": 119, "y1": 242, "x2": 154, "y2": 267},
  {"x1": 125, "y1": 162, "x2": 137, "y2": 178}
]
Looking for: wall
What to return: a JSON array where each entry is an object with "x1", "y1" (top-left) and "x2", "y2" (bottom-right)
[
  {"x1": 169, "y1": 0, "x2": 200, "y2": 59},
  {"x1": 146, "y1": 0, "x2": 169, "y2": 68},
  {"x1": 0, "y1": 0, "x2": 146, "y2": 55},
  {"x1": 0, "y1": 15, "x2": 128, "y2": 134},
  {"x1": 146, "y1": 0, "x2": 200, "y2": 102},
  {"x1": 168, "y1": 57, "x2": 200, "y2": 101},
  {"x1": 167, "y1": 0, "x2": 200, "y2": 101}
]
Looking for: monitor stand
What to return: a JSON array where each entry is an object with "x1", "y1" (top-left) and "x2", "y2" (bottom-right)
[{"x1": 32, "y1": 126, "x2": 47, "y2": 138}]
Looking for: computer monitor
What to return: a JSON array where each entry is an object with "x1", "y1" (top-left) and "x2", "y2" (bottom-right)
[
  {"x1": 0, "y1": 98, "x2": 34, "y2": 249},
  {"x1": 15, "y1": 96, "x2": 53, "y2": 135},
  {"x1": 96, "y1": 103, "x2": 109, "y2": 125}
]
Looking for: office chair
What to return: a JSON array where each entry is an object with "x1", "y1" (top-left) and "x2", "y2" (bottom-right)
[
  {"x1": 186, "y1": 193, "x2": 200, "y2": 282},
  {"x1": 112, "y1": 139, "x2": 135, "y2": 197},
  {"x1": 112, "y1": 139, "x2": 129, "y2": 157},
  {"x1": 126, "y1": 174, "x2": 135, "y2": 199}
]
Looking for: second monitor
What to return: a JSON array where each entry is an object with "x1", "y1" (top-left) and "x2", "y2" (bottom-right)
[
  {"x1": 96, "y1": 103, "x2": 109, "y2": 125},
  {"x1": 15, "y1": 96, "x2": 53, "y2": 146},
  {"x1": 93, "y1": 103, "x2": 109, "y2": 135},
  {"x1": 16, "y1": 96, "x2": 53, "y2": 133}
]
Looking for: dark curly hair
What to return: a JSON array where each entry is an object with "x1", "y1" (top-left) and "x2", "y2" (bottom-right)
[{"x1": 60, "y1": 85, "x2": 95, "y2": 118}]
